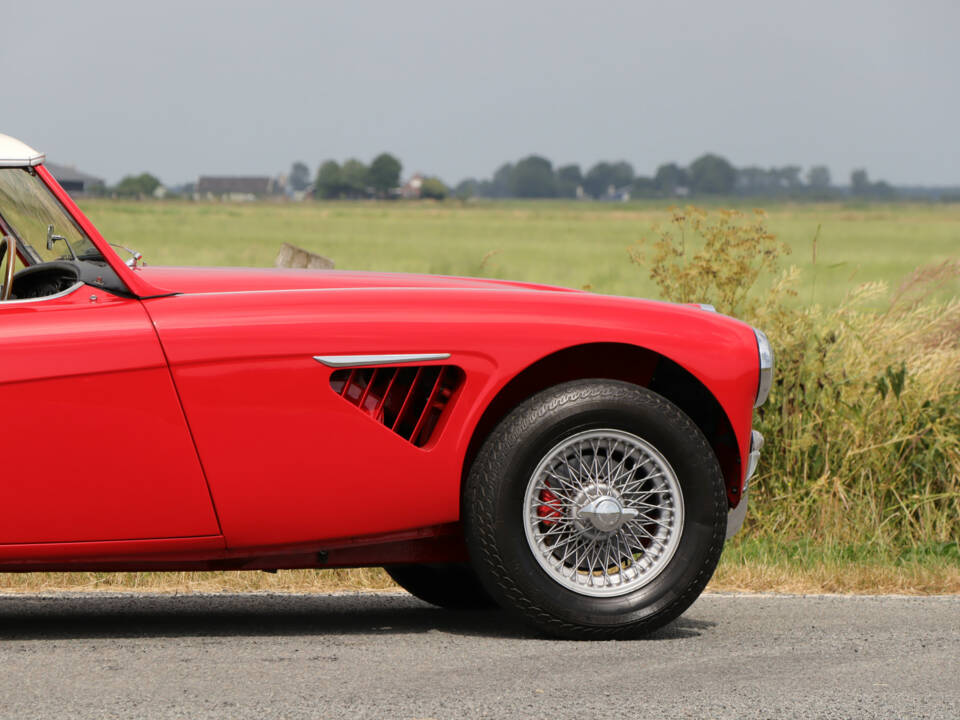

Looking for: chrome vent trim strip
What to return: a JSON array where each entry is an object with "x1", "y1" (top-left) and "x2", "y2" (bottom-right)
[{"x1": 314, "y1": 353, "x2": 451, "y2": 368}]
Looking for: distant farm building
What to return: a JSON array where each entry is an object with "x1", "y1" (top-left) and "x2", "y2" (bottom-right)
[
  {"x1": 196, "y1": 176, "x2": 280, "y2": 201},
  {"x1": 400, "y1": 173, "x2": 424, "y2": 199},
  {"x1": 45, "y1": 163, "x2": 105, "y2": 197}
]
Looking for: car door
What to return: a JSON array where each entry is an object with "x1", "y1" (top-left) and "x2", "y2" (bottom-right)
[{"x1": 0, "y1": 285, "x2": 221, "y2": 546}]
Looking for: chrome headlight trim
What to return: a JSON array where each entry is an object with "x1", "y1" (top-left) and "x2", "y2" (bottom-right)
[{"x1": 753, "y1": 327, "x2": 774, "y2": 408}]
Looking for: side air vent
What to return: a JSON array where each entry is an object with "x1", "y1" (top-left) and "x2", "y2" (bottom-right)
[{"x1": 329, "y1": 365, "x2": 464, "y2": 447}]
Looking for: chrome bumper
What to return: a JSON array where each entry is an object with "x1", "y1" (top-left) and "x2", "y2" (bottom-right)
[{"x1": 726, "y1": 430, "x2": 764, "y2": 539}]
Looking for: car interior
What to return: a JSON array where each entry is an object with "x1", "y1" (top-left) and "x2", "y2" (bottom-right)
[{"x1": 0, "y1": 232, "x2": 128, "y2": 301}]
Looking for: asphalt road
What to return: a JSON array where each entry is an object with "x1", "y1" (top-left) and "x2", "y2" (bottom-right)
[{"x1": 0, "y1": 592, "x2": 957, "y2": 719}]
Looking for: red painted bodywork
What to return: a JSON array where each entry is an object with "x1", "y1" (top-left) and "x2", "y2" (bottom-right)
[
  {"x1": 0, "y1": 166, "x2": 760, "y2": 572},
  {"x1": 0, "y1": 289, "x2": 220, "y2": 547}
]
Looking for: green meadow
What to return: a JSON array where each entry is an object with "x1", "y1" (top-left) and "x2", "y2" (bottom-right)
[{"x1": 80, "y1": 199, "x2": 960, "y2": 308}]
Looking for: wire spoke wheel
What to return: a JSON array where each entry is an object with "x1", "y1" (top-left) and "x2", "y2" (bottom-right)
[
  {"x1": 465, "y1": 380, "x2": 726, "y2": 638},
  {"x1": 523, "y1": 428, "x2": 684, "y2": 597}
]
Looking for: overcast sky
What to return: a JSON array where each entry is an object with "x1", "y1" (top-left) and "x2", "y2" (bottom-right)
[{"x1": 4, "y1": 1, "x2": 958, "y2": 186}]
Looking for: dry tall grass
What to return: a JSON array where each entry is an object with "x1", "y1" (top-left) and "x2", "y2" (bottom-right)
[
  {"x1": 2, "y1": 558, "x2": 956, "y2": 596},
  {"x1": 637, "y1": 207, "x2": 960, "y2": 554},
  {"x1": 0, "y1": 569, "x2": 395, "y2": 594}
]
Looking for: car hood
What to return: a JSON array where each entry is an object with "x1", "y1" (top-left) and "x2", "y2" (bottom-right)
[{"x1": 135, "y1": 266, "x2": 581, "y2": 296}]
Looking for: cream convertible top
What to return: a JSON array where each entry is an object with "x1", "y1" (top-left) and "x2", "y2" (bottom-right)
[{"x1": 0, "y1": 134, "x2": 45, "y2": 168}]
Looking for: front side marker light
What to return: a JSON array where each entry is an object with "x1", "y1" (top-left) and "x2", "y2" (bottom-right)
[{"x1": 753, "y1": 328, "x2": 773, "y2": 408}]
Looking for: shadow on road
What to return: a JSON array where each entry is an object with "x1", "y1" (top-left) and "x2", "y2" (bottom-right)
[{"x1": 0, "y1": 593, "x2": 714, "y2": 642}]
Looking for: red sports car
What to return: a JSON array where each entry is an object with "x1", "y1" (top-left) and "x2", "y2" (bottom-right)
[{"x1": 0, "y1": 134, "x2": 770, "y2": 639}]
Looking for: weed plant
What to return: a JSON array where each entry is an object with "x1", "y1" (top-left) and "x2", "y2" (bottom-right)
[{"x1": 634, "y1": 207, "x2": 960, "y2": 557}]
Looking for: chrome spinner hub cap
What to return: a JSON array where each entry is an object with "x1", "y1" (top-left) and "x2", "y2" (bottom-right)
[
  {"x1": 523, "y1": 429, "x2": 685, "y2": 597},
  {"x1": 579, "y1": 495, "x2": 638, "y2": 533}
]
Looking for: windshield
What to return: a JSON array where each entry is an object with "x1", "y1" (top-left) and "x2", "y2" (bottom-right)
[{"x1": 0, "y1": 167, "x2": 103, "y2": 264}]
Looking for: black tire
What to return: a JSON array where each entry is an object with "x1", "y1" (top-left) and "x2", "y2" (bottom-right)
[
  {"x1": 384, "y1": 563, "x2": 497, "y2": 610},
  {"x1": 462, "y1": 379, "x2": 727, "y2": 639}
]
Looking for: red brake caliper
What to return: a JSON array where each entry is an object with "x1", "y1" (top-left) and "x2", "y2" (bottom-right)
[{"x1": 537, "y1": 483, "x2": 562, "y2": 526}]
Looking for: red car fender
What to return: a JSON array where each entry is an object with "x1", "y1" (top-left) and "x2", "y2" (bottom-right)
[{"x1": 143, "y1": 287, "x2": 756, "y2": 549}]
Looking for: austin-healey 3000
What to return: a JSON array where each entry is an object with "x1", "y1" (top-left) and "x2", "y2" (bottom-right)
[{"x1": 0, "y1": 134, "x2": 770, "y2": 638}]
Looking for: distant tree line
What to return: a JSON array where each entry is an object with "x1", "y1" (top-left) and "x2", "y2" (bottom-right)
[
  {"x1": 293, "y1": 153, "x2": 912, "y2": 202},
  {"x1": 103, "y1": 152, "x2": 932, "y2": 202},
  {"x1": 314, "y1": 153, "x2": 405, "y2": 199},
  {"x1": 452, "y1": 154, "x2": 900, "y2": 201}
]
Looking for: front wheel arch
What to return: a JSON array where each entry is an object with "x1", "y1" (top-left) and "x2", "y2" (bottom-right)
[{"x1": 460, "y1": 343, "x2": 741, "y2": 505}]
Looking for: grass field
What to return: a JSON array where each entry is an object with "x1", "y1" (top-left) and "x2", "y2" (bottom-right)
[
  {"x1": 3, "y1": 198, "x2": 956, "y2": 596},
  {"x1": 80, "y1": 199, "x2": 960, "y2": 308}
]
